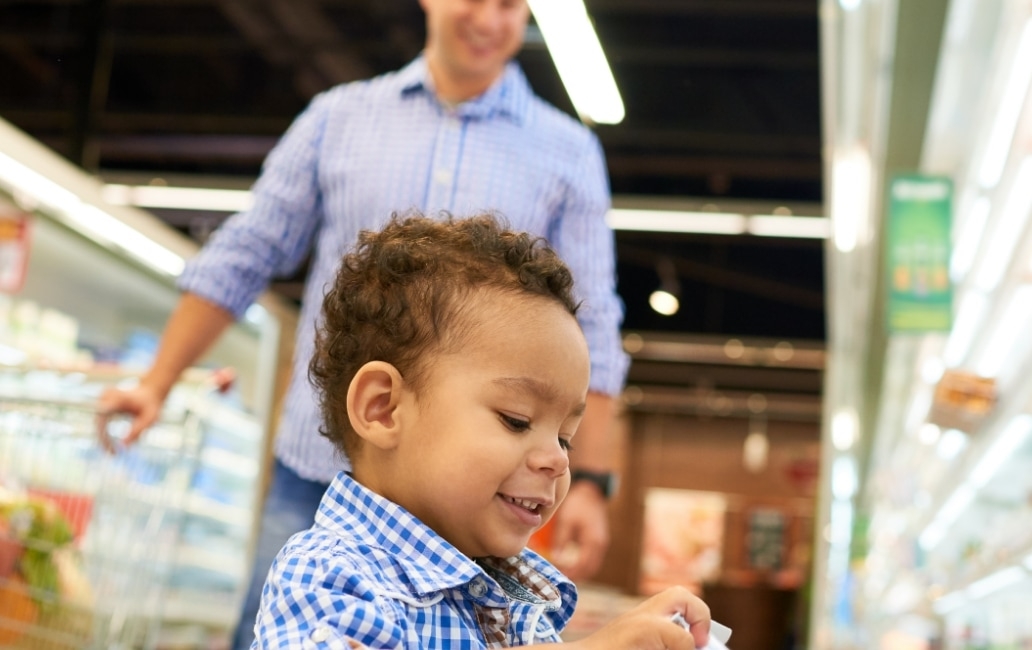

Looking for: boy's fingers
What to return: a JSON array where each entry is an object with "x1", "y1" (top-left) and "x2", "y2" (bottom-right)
[
  {"x1": 659, "y1": 620, "x2": 700, "y2": 650},
  {"x1": 662, "y1": 587, "x2": 711, "y2": 649}
]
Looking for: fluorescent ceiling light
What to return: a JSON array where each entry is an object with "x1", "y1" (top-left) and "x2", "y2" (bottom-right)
[
  {"x1": 974, "y1": 157, "x2": 1032, "y2": 292},
  {"x1": 100, "y1": 182, "x2": 831, "y2": 239},
  {"x1": 936, "y1": 428, "x2": 968, "y2": 460},
  {"x1": 977, "y1": 20, "x2": 1032, "y2": 188},
  {"x1": 966, "y1": 566, "x2": 1027, "y2": 601},
  {"x1": 103, "y1": 183, "x2": 253, "y2": 212},
  {"x1": 942, "y1": 291, "x2": 988, "y2": 367},
  {"x1": 920, "y1": 483, "x2": 975, "y2": 551},
  {"x1": 831, "y1": 455, "x2": 858, "y2": 500},
  {"x1": 969, "y1": 414, "x2": 1032, "y2": 487},
  {"x1": 918, "y1": 423, "x2": 942, "y2": 445},
  {"x1": 67, "y1": 205, "x2": 185, "y2": 277},
  {"x1": 607, "y1": 208, "x2": 830, "y2": 237},
  {"x1": 932, "y1": 590, "x2": 967, "y2": 616},
  {"x1": 607, "y1": 208, "x2": 747, "y2": 234},
  {"x1": 0, "y1": 151, "x2": 81, "y2": 216},
  {"x1": 949, "y1": 196, "x2": 991, "y2": 282},
  {"x1": 748, "y1": 215, "x2": 830, "y2": 239},
  {"x1": 831, "y1": 407, "x2": 859, "y2": 451},
  {"x1": 938, "y1": 483, "x2": 976, "y2": 527},
  {"x1": 831, "y1": 147, "x2": 871, "y2": 252},
  {"x1": 0, "y1": 152, "x2": 185, "y2": 277},
  {"x1": 528, "y1": 0, "x2": 624, "y2": 124},
  {"x1": 975, "y1": 285, "x2": 1032, "y2": 378},
  {"x1": 919, "y1": 520, "x2": 947, "y2": 551},
  {"x1": 921, "y1": 356, "x2": 945, "y2": 384},
  {"x1": 828, "y1": 500, "x2": 854, "y2": 546},
  {"x1": 904, "y1": 386, "x2": 933, "y2": 434}
]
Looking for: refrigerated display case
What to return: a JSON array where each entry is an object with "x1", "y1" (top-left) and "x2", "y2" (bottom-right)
[
  {"x1": 815, "y1": 0, "x2": 1032, "y2": 647},
  {"x1": 0, "y1": 116, "x2": 295, "y2": 645}
]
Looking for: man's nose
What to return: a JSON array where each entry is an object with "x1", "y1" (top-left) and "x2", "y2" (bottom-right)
[{"x1": 469, "y1": 2, "x2": 504, "y2": 32}]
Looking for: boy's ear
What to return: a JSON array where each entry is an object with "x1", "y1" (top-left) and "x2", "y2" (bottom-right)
[{"x1": 347, "y1": 361, "x2": 405, "y2": 450}]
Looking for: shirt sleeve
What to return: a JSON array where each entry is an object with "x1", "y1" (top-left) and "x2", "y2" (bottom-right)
[
  {"x1": 549, "y1": 132, "x2": 630, "y2": 396},
  {"x1": 176, "y1": 90, "x2": 335, "y2": 319},
  {"x1": 253, "y1": 551, "x2": 407, "y2": 650}
]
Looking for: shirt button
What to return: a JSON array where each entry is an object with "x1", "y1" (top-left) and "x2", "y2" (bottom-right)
[
  {"x1": 468, "y1": 577, "x2": 488, "y2": 598},
  {"x1": 434, "y1": 168, "x2": 453, "y2": 185},
  {"x1": 310, "y1": 626, "x2": 332, "y2": 643}
]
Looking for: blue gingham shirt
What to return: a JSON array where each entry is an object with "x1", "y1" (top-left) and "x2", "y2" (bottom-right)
[
  {"x1": 252, "y1": 473, "x2": 577, "y2": 649},
  {"x1": 178, "y1": 56, "x2": 629, "y2": 482}
]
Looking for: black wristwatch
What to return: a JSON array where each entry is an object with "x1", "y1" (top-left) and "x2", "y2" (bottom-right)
[{"x1": 571, "y1": 469, "x2": 619, "y2": 499}]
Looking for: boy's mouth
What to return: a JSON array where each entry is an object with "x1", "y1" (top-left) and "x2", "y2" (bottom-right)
[{"x1": 502, "y1": 495, "x2": 544, "y2": 514}]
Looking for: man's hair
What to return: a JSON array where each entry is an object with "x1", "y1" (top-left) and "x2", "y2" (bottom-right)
[{"x1": 309, "y1": 212, "x2": 580, "y2": 458}]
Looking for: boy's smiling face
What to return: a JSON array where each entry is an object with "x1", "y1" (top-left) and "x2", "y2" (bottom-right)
[{"x1": 361, "y1": 289, "x2": 590, "y2": 559}]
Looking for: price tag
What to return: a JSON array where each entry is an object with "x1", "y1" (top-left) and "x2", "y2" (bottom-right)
[{"x1": 0, "y1": 210, "x2": 31, "y2": 293}]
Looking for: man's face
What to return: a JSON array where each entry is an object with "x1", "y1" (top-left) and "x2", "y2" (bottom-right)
[
  {"x1": 420, "y1": 0, "x2": 530, "y2": 94},
  {"x1": 382, "y1": 290, "x2": 590, "y2": 559}
]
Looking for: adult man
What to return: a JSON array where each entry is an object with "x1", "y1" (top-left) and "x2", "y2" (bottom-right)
[{"x1": 97, "y1": 0, "x2": 628, "y2": 647}]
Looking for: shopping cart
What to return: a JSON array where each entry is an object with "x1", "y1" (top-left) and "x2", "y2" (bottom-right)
[{"x1": 0, "y1": 380, "x2": 205, "y2": 649}]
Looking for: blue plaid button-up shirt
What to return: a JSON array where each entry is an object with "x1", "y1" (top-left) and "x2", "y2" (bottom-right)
[
  {"x1": 252, "y1": 473, "x2": 577, "y2": 649},
  {"x1": 178, "y1": 56, "x2": 629, "y2": 483}
]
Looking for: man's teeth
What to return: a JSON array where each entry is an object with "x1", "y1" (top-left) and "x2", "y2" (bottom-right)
[{"x1": 506, "y1": 496, "x2": 539, "y2": 512}]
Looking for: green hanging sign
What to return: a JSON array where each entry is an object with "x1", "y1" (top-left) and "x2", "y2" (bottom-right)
[{"x1": 886, "y1": 174, "x2": 953, "y2": 332}]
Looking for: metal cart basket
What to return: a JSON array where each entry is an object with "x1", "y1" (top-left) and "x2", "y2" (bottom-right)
[{"x1": 0, "y1": 389, "x2": 204, "y2": 650}]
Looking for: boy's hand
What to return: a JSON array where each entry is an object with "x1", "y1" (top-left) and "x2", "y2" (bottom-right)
[{"x1": 564, "y1": 586, "x2": 711, "y2": 650}]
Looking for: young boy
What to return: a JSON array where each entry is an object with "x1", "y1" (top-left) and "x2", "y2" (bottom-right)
[{"x1": 251, "y1": 214, "x2": 712, "y2": 649}]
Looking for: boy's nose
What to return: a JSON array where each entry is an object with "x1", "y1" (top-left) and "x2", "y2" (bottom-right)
[{"x1": 529, "y1": 438, "x2": 570, "y2": 477}]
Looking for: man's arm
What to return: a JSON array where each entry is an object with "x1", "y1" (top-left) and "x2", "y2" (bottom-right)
[
  {"x1": 97, "y1": 90, "x2": 337, "y2": 446},
  {"x1": 96, "y1": 293, "x2": 234, "y2": 445},
  {"x1": 546, "y1": 130, "x2": 628, "y2": 581}
]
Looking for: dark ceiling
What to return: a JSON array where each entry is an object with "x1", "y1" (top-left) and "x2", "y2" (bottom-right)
[{"x1": 0, "y1": 0, "x2": 826, "y2": 347}]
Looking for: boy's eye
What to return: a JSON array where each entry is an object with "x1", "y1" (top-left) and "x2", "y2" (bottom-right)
[
  {"x1": 559, "y1": 437, "x2": 574, "y2": 452},
  {"x1": 501, "y1": 414, "x2": 531, "y2": 431}
]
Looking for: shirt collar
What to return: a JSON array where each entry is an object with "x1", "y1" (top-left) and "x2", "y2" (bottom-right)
[
  {"x1": 396, "y1": 54, "x2": 530, "y2": 124},
  {"x1": 317, "y1": 472, "x2": 574, "y2": 613}
]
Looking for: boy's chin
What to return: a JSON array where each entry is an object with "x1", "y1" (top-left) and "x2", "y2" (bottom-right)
[{"x1": 488, "y1": 538, "x2": 531, "y2": 560}]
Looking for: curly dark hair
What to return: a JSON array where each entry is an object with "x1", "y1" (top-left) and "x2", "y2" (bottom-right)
[{"x1": 309, "y1": 212, "x2": 580, "y2": 459}]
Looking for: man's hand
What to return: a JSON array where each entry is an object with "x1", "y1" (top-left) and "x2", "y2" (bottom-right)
[
  {"x1": 95, "y1": 382, "x2": 165, "y2": 451},
  {"x1": 94, "y1": 293, "x2": 236, "y2": 452},
  {"x1": 549, "y1": 479, "x2": 610, "y2": 581}
]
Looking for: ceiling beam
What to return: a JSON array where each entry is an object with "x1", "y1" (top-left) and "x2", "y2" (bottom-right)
[
  {"x1": 217, "y1": 0, "x2": 322, "y2": 96},
  {"x1": 0, "y1": 109, "x2": 292, "y2": 133},
  {"x1": 0, "y1": 39, "x2": 61, "y2": 85},
  {"x1": 600, "y1": 128, "x2": 818, "y2": 156},
  {"x1": 618, "y1": 243, "x2": 824, "y2": 310},
  {"x1": 587, "y1": 0, "x2": 817, "y2": 17},
  {"x1": 265, "y1": 0, "x2": 371, "y2": 84},
  {"x1": 607, "y1": 154, "x2": 821, "y2": 181},
  {"x1": 608, "y1": 47, "x2": 817, "y2": 69}
]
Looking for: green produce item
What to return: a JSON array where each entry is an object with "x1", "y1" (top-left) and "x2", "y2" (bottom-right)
[{"x1": 0, "y1": 495, "x2": 75, "y2": 607}]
